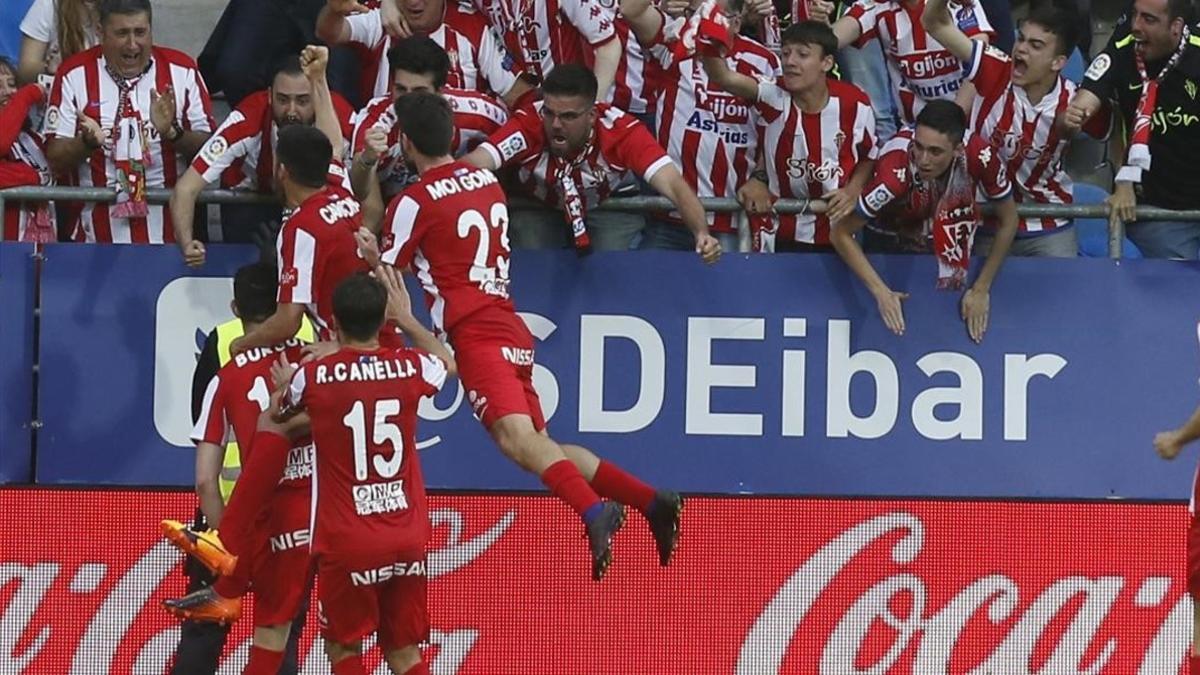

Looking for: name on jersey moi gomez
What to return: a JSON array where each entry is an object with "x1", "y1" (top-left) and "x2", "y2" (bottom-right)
[{"x1": 424, "y1": 167, "x2": 499, "y2": 201}]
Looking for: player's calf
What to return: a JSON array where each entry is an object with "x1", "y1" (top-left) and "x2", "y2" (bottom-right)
[
  {"x1": 325, "y1": 640, "x2": 367, "y2": 675},
  {"x1": 383, "y1": 644, "x2": 424, "y2": 675},
  {"x1": 243, "y1": 623, "x2": 290, "y2": 675}
]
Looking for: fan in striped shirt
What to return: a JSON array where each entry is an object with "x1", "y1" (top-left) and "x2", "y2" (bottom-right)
[{"x1": 923, "y1": 0, "x2": 1092, "y2": 257}]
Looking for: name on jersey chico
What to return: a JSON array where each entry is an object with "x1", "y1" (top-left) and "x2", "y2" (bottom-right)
[
  {"x1": 319, "y1": 196, "x2": 361, "y2": 224},
  {"x1": 314, "y1": 357, "x2": 417, "y2": 384},
  {"x1": 425, "y1": 167, "x2": 499, "y2": 200}
]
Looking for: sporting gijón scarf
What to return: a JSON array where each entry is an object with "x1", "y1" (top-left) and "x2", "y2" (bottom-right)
[{"x1": 1127, "y1": 25, "x2": 1191, "y2": 182}]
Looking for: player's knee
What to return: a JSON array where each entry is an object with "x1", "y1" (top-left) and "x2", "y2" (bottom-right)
[
  {"x1": 383, "y1": 644, "x2": 421, "y2": 674},
  {"x1": 252, "y1": 623, "x2": 290, "y2": 652},
  {"x1": 324, "y1": 639, "x2": 363, "y2": 664}
]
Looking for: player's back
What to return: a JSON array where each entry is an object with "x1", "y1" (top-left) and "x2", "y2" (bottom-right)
[
  {"x1": 288, "y1": 345, "x2": 447, "y2": 558},
  {"x1": 383, "y1": 161, "x2": 519, "y2": 339},
  {"x1": 278, "y1": 167, "x2": 371, "y2": 338},
  {"x1": 195, "y1": 340, "x2": 314, "y2": 487}
]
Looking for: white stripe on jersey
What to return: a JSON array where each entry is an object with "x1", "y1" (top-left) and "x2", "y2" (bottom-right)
[
  {"x1": 191, "y1": 375, "x2": 224, "y2": 444},
  {"x1": 291, "y1": 229, "x2": 317, "y2": 305},
  {"x1": 382, "y1": 195, "x2": 420, "y2": 267}
]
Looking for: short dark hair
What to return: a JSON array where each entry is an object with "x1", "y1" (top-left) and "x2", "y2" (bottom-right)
[
  {"x1": 333, "y1": 273, "x2": 388, "y2": 342},
  {"x1": 542, "y1": 64, "x2": 598, "y2": 102},
  {"x1": 387, "y1": 36, "x2": 450, "y2": 90},
  {"x1": 276, "y1": 125, "x2": 331, "y2": 189},
  {"x1": 915, "y1": 99, "x2": 968, "y2": 144},
  {"x1": 1022, "y1": 3, "x2": 1081, "y2": 57},
  {"x1": 726, "y1": 0, "x2": 746, "y2": 14},
  {"x1": 394, "y1": 91, "x2": 454, "y2": 157},
  {"x1": 781, "y1": 20, "x2": 838, "y2": 58},
  {"x1": 0, "y1": 56, "x2": 15, "y2": 79},
  {"x1": 99, "y1": 0, "x2": 152, "y2": 25},
  {"x1": 1168, "y1": 0, "x2": 1194, "y2": 22},
  {"x1": 233, "y1": 262, "x2": 278, "y2": 323},
  {"x1": 272, "y1": 54, "x2": 304, "y2": 83}
]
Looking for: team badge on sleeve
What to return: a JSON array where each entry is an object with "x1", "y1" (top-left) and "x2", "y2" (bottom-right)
[
  {"x1": 1085, "y1": 54, "x2": 1111, "y2": 82},
  {"x1": 280, "y1": 267, "x2": 299, "y2": 289},
  {"x1": 45, "y1": 107, "x2": 60, "y2": 133},
  {"x1": 199, "y1": 136, "x2": 228, "y2": 165},
  {"x1": 497, "y1": 132, "x2": 528, "y2": 160}
]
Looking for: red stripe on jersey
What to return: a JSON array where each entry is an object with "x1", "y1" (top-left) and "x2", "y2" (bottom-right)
[
  {"x1": 83, "y1": 58, "x2": 111, "y2": 243},
  {"x1": 154, "y1": 59, "x2": 176, "y2": 244},
  {"x1": 800, "y1": 111, "x2": 823, "y2": 243}
]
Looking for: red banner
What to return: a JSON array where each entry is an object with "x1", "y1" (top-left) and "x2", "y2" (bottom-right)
[{"x1": 0, "y1": 489, "x2": 1192, "y2": 673}]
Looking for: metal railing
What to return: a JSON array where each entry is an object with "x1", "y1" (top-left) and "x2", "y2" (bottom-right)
[{"x1": 4, "y1": 185, "x2": 1196, "y2": 258}]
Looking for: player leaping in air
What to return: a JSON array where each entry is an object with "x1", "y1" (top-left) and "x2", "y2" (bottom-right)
[{"x1": 360, "y1": 92, "x2": 683, "y2": 581}]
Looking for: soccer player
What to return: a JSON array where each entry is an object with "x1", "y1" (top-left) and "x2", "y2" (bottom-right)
[
  {"x1": 701, "y1": 19, "x2": 878, "y2": 251},
  {"x1": 229, "y1": 46, "x2": 370, "y2": 353},
  {"x1": 830, "y1": 0, "x2": 992, "y2": 124},
  {"x1": 830, "y1": 99, "x2": 1019, "y2": 343},
  {"x1": 283, "y1": 270, "x2": 453, "y2": 675},
  {"x1": 372, "y1": 91, "x2": 683, "y2": 580},
  {"x1": 170, "y1": 54, "x2": 356, "y2": 267},
  {"x1": 162, "y1": 262, "x2": 314, "y2": 675},
  {"x1": 923, "y1": 0, "x2": 1086, "y2": 257},
  {"x1": 349, "y1": 36, "x2": 508, "y2": 222},
  {"x1": 464, "y1": 64, "x2": 722, "y2": 257},
  {"x1": 43, "y1": 0, "x2": 215, "y2": 244},
  {"x1": 1153, "y1": 372, "x2": 1200, "y2": 675}
]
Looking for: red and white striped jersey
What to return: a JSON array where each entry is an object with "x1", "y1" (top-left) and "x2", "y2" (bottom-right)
[
  {"x1": 344, "y1": 5, "x2": 523, "y2": 101},
  {"x1": 44, "y1": 45, "x2": 215, "y2": 244},
  {"x1": 477, "y1": 101, "x2": 673, "y2": 209},
  {"x1": 858, "y1": 128, "x2": 1011, "y2": 245},
  {"x1": 611, "y1": 20, "x2": 654, "y2": 115},
  {"x1": 965, "y1": 42, "x2": 1073, "y2": 234},
  {"x1": 1, "y1": 129, "x2": 53, "y2": 241},
  {"x1": 468, "y1": 0, "x2": 617, "y2": 83},
  {"x1": 190, "y1": 89, "x2": 355, "y2": 192},
  {"x1": 847, "y1": 0, "x2": 991, "y2": 124},
  {"x1": 756, "y1": 78, "x2": 877, "y2": 245},
  {"x1": 275, "y1": 164, "x2": 369, "y2": 337},
  {"x1": 649, "y1": 34, "x2": 780, "y2": 234},
  {"x1": 380, "y1": 161, "x2": 517, "y2": 336},
  {"x1": 285, "y1": 345, "x2": 446, "y2": 557},
  {"x1": 350, "y1": 87, "x2": 508, "y2": 199},
  {"x1": 194, "y1": 340, "x2": 315, "y2": 488}
]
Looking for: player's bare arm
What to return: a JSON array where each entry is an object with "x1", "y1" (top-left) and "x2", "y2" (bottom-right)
[
  {"x1": 350, "y1": 126, "x2": 387, "y2": 200},
  {"x1": 315, "y1": 0, "x2": 369, "y2": 45},
  {"x1": 619, "y1": 0, "x2": 665, "y2": 46},
  {"x1": 150, "y1": 86, "x2": 210, "y2": 159},
  {"x1": 300, "y1": 46, "x2": 344, "y2": 152},
  {"x1": 823, "y1": 158, "x2": 875, "y2": 225},
  {"x1": 649, "y1": 163, "x2": 722, "y2": 263},
  {"x1": 194, "y1": 441, "x2": 225, "y2": 527},
  {"x1": 170, "y1": 168, "x2": 209, "y2": 267},
  {"x1": 1106, "y1": 128, "x2": 1138, "y2": 224},
  {"x1": 231, "y1": 303, "x2": 306, "y2": 356},
  {"x1": 921, "y1": 0, "x2": 975, "y2": 62},
  {"x1": 462, "y1": 145, "x2": 500, "y2": 171},
  {"x1": 593, "y1": 39, "x2": 622, "y2": 109},
  {"x1": 1155, "y1": 403, "x2": 1200, "y2": 460},
  {"x1": 501, "y1": 76, "x2": 538, "y2": 110},
  {"x1": 700, "y1": 22, "x2": 759, "y2": 101},
  {"x1": 737, "y1": 175, "x2": 774, "y2": 215},
  {"x1": 830, "y1": 212, "x2": 909, "y2": 336},
  {"x1": 376, "y1": 264, "x2": 458, "y2": 376},
  {"x1": 962, "y1": 195, "x2": 1016, "y2": 344}
]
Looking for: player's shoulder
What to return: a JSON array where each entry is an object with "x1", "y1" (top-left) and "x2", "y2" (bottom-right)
[
  {"x1": 443, "y1": 1, "x2": 490, "y2": 36},
  {"x1": 964, "y1": 132, "x2": 1000, "y2": 170},
  {"x1": 445, "y1": 87, "x2": 506, "y2": 113},
  {"x1": 596, "y1": 102, "x2": 638, "y2": 132},
  {"x1": 879, "y1": 128, "x2": 914, "y2": 158},
  {"x1": 361, "y1": 95, "x2": 393, "y2": 117},
  {"x1": 152, "y1": 45, "x2": 202, "y2": 71}
]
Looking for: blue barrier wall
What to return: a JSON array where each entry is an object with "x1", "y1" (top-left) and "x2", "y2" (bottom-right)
[
  {"x1": 21, "y1": 243, "x2": 1200, "y2": 498},
  {"x1": 0, "y1": 243, "x2": 34, "y2": 482}
]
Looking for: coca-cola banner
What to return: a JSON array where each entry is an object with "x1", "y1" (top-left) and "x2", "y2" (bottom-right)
[
  {"x1": 0, "y1": 242, "x2": 34, "y2": 483},
  {"x1": 1, "y1": 488, "x2": 1193, "y2": 674},
  {"x1": 27, "y1": 244, "x2": 1200, "y2": 500}
]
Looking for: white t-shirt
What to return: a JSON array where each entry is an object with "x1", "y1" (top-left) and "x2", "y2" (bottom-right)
[{"x1": 19, "y1": 0, "x2": 99, "y2": 57}]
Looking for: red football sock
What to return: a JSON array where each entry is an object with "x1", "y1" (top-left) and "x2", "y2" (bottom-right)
[
  {"x1": 403, "y1": 660, "x2": 430, "y2": 675},
  {"x1": 331, "y1": 656, "x2": 367, "y2": 675},
  {"x1": 1191, "y1": 653, "x2": 1200, "y2": 675},
  {"x1": 243, "y1": 646, "x2": 285, "y2": 675},
  {"x1": 591, "y1": 460, "x2": 656, "y2": 513},
  {"x1": 540, "y1": 459, "x2": 602, "y2": 518},
  {"x1": 220, "y1": 431, "x2": 291, "y2": 553}
]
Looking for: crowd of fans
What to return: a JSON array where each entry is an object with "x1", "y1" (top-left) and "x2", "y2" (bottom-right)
[{"x1": 3, "y1": 0, "x2": 1200, "y2": 263}]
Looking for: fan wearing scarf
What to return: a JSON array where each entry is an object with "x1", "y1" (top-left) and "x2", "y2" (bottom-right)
[
  {"x1": 830, "y1": 99, "x2": 1019, "y2": 344},
  {"x1": 1063, "y1": 0, "x2": 1200, "y2": 259},
  {"x1": 43, "y1": 0, "x2": 214, "y2": 244}
]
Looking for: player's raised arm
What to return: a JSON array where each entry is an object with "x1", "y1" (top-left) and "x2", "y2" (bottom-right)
[
  {"x1": 300, "y1": 46, "x2": 344, "y2": 154},
  {"x1": 376, "y1": 265, "x2": 457, "y2": 377},
  {"x1": 620, "y1": 0, "x2": 665, "y2": 46}
]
